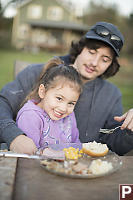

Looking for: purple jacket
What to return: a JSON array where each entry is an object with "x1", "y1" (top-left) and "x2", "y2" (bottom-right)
[{"x1": 16, "y1": 100, "x2": 80, "y2": 149}]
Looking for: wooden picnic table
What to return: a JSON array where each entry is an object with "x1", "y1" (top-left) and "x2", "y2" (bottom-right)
[{"x1": 0, "y1": 156, "x2": 133, "y2": 200}]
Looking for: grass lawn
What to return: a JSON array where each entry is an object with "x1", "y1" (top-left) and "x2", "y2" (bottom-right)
[
  {"x1": 0, "y1": 49, "x2": 133, "y2": 113},
  {"x1": 0, "y1": 49, "x2": 57, "y2": 88}
]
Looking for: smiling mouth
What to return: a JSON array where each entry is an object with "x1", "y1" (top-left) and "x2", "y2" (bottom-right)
[{"x1": 53, "y1": 110, "x2": 64, "y2": 118}]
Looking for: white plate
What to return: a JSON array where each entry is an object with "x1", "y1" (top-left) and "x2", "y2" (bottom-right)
[{"x1": 40, "y1": 144, "x2": 122, "y2": 178}]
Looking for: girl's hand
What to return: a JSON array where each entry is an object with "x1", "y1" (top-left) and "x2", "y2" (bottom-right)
[
  {"x1": 114, "y1": 109, "x2": 133, "y2": 131},
  {"x1": 10, "y1": 135, "x2": 37, "y2": 155}
]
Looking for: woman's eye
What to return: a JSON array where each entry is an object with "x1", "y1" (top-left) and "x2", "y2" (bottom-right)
[
  {"x1": 103, "y1": 58, "x2": 110, "y2": 63},
  {"x1": 103, "y1": 59, "x2": 108, "y2": 63},
  {"x1": 89, "y1": 49, "x2": 96, "y2": 54}
]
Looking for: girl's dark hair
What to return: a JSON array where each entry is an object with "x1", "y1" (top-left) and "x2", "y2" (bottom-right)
[
  {"x1": 25, "y1": 57, "x2": 82, "y2": 103},
  {"x1": 69, "y1": 37, "x2": 120, "y2": 79}
]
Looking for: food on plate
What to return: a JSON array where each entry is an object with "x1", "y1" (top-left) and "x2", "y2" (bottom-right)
[
  {"x1": 63, "y1": 147, "x2": 83, "y2": 160},
  {"x1": 71, "y1": 162, "x2": 88, "y2": 174},
  {"x1": 89, "y1": 159, "x2": 113, "y2": 175},
  {"x1": 82, "y1": 141, "x2": 109, "y2": 157},
  {"x1": 42, "y1": 147, "x2": 65, "y2": 160},
  {"x1": 40, "y1": 144, "x2": 121, "y2": 178},
  {"x1": 41, "y1": 157, "x2": 113, "y2": 176}
]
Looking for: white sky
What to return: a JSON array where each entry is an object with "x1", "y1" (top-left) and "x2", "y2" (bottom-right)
[{"x1": 1, "y1": 0, "x2": 133, "y2": 17}]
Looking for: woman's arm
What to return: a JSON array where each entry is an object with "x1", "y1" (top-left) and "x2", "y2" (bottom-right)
[
  {"x1": 0, "y1": 64, "x2": 43, "y2": 151},
  {"x1": 99, "y1": 128, "x2": 133, "y2": 155},
  {"x1": 0, "y1": 64, "x2": 43, "y2": 154}
]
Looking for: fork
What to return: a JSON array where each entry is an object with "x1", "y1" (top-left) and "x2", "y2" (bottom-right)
[{"x1": 99, "y1": 126, "x2": 121, "y2": 134}]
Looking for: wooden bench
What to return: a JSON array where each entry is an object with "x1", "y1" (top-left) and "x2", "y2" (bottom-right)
[{"x1": 14, "y1": 60, "x2": 31, "y2": 78}]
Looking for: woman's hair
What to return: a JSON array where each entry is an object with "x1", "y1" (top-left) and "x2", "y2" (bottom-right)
[
  {"x1": 24, "y1": 57, "x2": 83, "y2": 103},
  {"x1": 69, "y1": 37, "x2": 120, "y2": 79}
]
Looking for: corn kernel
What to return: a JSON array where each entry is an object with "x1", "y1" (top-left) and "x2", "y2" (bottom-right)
[{"x1": 63, "y1": 147, "x2": 83, "y2": 160}]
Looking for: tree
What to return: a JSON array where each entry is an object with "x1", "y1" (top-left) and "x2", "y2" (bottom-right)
[
  {"x1": 0, "y1": 0, "x2": 13, "y2": 48},
  {"x1": 82, "y1": 1, "x2": 121, "y2": 26},
  {"x1": 0, "y1": 0, "x2": 24, "y2": 16},
  {"x1": 125, "y1": 13, "x2": 133, "y2": 55}
]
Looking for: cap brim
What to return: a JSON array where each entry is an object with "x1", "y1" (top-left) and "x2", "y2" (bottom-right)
[{"x1": 85, "y1": 34, "x2": 119, "y2": 56}]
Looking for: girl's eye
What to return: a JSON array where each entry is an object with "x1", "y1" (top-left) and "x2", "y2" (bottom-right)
[
  {"x1": 56, "y1": 97, "x2": 62, "y2": 101},
  {"x1": 68, "y1": 102, "x2": 75, "y2": 106}
]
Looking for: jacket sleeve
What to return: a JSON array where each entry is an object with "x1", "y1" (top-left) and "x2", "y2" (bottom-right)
[
  {"x1": 0, "y1": 64, "x2": 43, "y2": 147},
  {"x1": 16, "y1": 110, "x2": 42, "y2": 148},
  {"x1": 102, "y1": 94, "x2": 123, "y2": 129},
  {"x1": 71, "y1": 112, "x2": 81, "y2": 144},
  {"x1": 99, "y1": 129, "x2": 133, "y2": 155},
  {"x1": 98, "y1": 86, "x2": 133, "y2": 155}
]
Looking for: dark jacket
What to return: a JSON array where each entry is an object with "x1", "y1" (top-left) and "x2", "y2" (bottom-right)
[{"x1": 0, "y1": 55, "x2": 133, "y2": 155}]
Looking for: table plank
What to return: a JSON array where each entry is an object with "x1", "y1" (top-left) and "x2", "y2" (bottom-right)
[
  {"x1": 13, "y1": 156, "x2": 133, "y2": 200},
  {"x1": 0, "y1": 157, "x2": 17, "y2": 200}
]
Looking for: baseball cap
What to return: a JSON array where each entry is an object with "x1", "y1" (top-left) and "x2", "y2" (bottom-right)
[{"x1": 85, "y1": 22, "x2": 124, "y2": 56}]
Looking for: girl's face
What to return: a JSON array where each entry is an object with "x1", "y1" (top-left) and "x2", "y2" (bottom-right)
[
  {"x1": 37, "y1": 83, "x2": 80, "y2": 120},
  {"x1": 73, "y1": 47, "x2": 113, "y2": 83}
]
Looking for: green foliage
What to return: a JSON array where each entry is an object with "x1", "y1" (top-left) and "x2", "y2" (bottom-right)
[
  {"x1": 0, "y1": 10, "x2": 13, "y2": 49},
  {"x1": 83, "y1": 0, "x2": 120, "y2": 26}
]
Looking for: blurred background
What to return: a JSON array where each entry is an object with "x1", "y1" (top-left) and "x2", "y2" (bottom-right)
[{"x1": 0, "y1": 0, "x2": 133, "y2": 112}]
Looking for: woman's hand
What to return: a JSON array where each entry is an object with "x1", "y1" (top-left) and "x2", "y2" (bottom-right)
[
  {"x1": 10, "y1": 135, "x2": 37, "y2": 155},
  {"x1": 114, "y1": 108, "x2": 133, "y2": 131}
]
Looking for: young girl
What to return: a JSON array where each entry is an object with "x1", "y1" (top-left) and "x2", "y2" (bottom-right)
[{"x1": 16, "y1": 58, "x2": 82, "y2": 151}]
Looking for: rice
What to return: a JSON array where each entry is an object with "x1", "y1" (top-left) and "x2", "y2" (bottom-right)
[{"x1": 89, "y1": 159, "x2": 113, "y2": 175}]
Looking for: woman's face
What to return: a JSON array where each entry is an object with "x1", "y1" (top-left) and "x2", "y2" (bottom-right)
[
  {"x1": 73, "y1": 46, "x2": 113, "y2": 83},
  {"x1": 37, "y1": 83, "x2": 80, "y2": 120}
]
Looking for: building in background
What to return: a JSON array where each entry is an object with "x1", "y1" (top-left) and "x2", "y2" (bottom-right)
[{"x1": 11, "y1": 0, "x2": 88, "y2": 52}]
